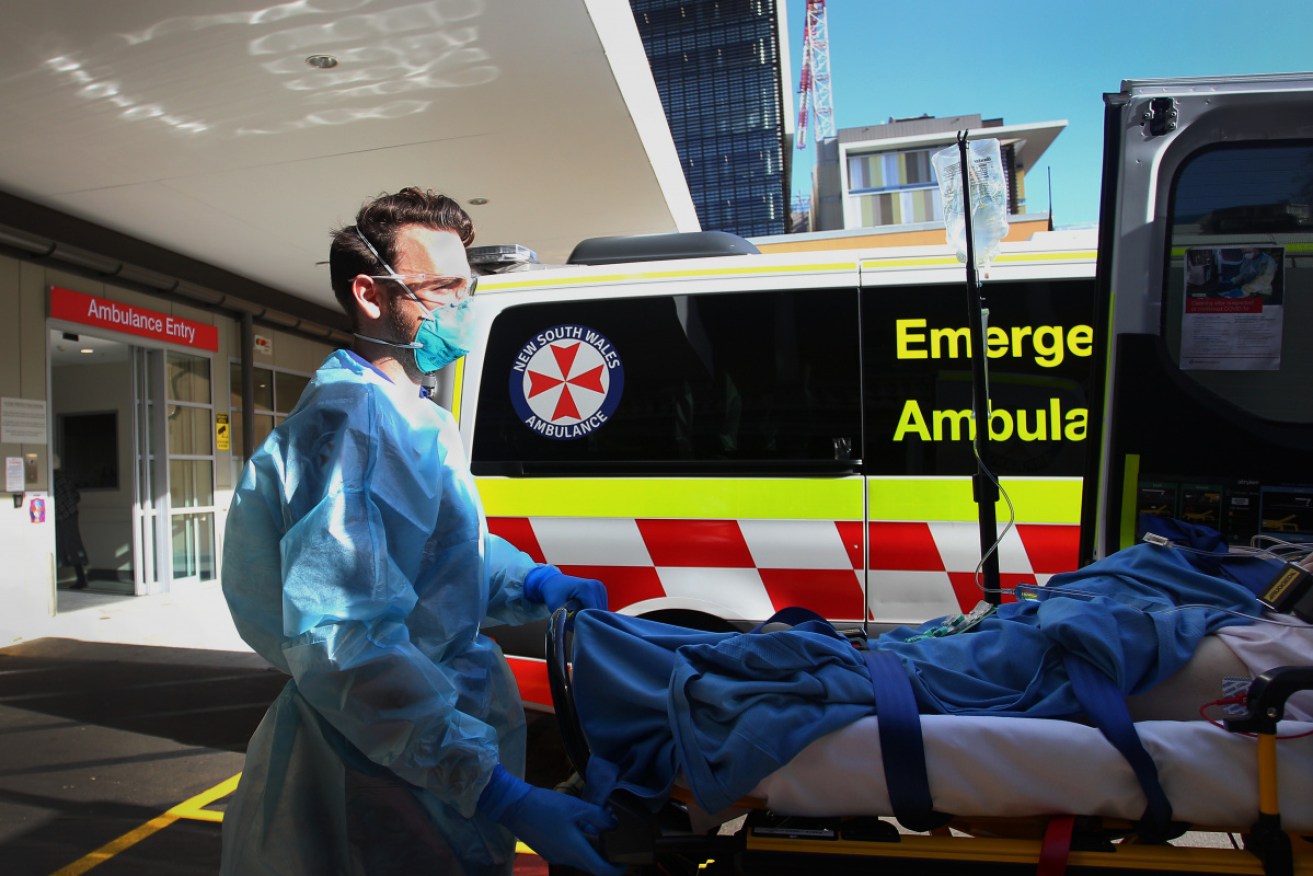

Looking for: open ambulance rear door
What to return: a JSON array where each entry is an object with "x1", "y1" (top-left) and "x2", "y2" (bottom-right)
[{"x1": 1085, "y1": 73, "x2": 1313, "y2": 561}]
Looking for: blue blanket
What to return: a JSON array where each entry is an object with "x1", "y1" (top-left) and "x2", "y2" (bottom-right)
[{"x1": 571, "y1": 542, "x2": 1269, "y2": 813}]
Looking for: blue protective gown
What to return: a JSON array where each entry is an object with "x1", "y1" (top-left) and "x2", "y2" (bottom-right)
[{"x1": 220, "y1": 349, "x2": 545, "y2": 875}]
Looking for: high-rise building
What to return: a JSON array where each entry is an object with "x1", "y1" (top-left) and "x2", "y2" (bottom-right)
[{"x1": 631, "y1": 0, "x2": 793, "y2": 237}]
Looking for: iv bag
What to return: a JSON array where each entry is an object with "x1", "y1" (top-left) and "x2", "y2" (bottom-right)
[{"x1": 933, "y1": 138, "x2": 1009, "y2": 270}]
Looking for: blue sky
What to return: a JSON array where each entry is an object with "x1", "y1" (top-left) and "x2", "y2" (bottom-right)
[{"x1": 785, "y1": 0, "x2": 1313, "y2": 228}]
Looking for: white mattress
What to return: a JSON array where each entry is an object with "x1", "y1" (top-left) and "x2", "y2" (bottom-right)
[{"x1": 752, "y1": 714, "x2": 1313, "y2": 831}]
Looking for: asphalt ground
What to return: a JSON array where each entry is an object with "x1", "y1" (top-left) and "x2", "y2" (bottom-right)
[
  {"x1": 1, "y1": 588, "x2": 571, "y2": 875},
  {"x1": 4, "y1": 584, "x2": 1249, "y2": 874}
]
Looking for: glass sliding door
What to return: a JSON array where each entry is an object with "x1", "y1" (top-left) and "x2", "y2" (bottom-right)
[
  {"x1": 131, "y1": 348, "x2": 169, "y2": 594},
  {"x1": 166, "y1": 351, "x2": 216, "y2": 582}
]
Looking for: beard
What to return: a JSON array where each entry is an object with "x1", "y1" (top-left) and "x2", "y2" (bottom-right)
[{"x1": 383, "y1": 294, "x2": 425, "y2": 383}]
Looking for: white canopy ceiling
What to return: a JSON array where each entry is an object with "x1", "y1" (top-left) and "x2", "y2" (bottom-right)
[{"x1": 0, "y1": 0, "x2": 698, "y2": 325}]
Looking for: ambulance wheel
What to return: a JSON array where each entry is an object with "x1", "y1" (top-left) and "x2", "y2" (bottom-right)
[{"x1": 638, "y1": 610, "x2": 737, "y2": 633}]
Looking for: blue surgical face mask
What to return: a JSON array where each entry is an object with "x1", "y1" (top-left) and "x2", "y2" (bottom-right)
[{"x1": 411, "y1": 298, "x2": 475, "y2": 373}]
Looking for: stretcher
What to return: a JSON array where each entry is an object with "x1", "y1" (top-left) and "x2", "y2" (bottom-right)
[{"x1": 546, "y1": 606, "x2": 1313, "y2": 876}]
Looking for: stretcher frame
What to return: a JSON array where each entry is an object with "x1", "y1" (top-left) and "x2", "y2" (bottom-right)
[{"x1": 546, "y1": 606, "x2": 1313, "y2": 876}]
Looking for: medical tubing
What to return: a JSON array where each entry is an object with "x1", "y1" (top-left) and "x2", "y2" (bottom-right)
[
  {"x1": 1005, "y1": 581, "x2": 1313, "y2": 629},
  {"x1": 967, "y1": 405, "x2": 1016, "y2": 598},
  {"x1": 1200, "y1": 695, "x2": 1313, "y2": 739},
  {"x1": 982, "y1": 536, "x2": 1313, "y2": 629},
  {"x1": 1140, "y1": 533, "x2": 1312, "y2": 568},
  {"x1": 1248, "y1": 534, "x2": 1313, "y2": 559},
  {"x1": 969, "y1": 444, "x2": 1017, "y2": 598}
]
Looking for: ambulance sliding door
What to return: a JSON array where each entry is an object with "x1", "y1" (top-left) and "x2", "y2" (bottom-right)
[
  {"x1": 471, "y1": 283, "x2": 867, "y2": 629},
  {"x1": 1090, "y1": 75, "x2": 1313, "y2": 559},
  {"x1": 859, "y1": 271, "x2": 1100, "y2": 627}
]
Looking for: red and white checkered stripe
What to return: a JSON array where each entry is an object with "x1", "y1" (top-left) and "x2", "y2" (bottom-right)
[{"x1": 489, "y1": 517, "x2": 1080, "y2": 625}]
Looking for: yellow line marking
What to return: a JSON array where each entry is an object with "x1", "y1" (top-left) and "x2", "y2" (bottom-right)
[
  {"x1": 49, "y1": 773, "x2": 543, "y2": 871},
  {"x1": 862, "y1": 249, "x2": 1095, "y2": 269},
  {"x1": 48, "y1": 773, "x2": 241, "y2": 875}
]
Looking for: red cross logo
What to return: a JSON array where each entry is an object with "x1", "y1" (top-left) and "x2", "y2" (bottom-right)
[{"x1": 525, "y1": 341, "x2": 608, "y2": 422}]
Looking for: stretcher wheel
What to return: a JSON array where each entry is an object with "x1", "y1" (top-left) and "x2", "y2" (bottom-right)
[{"x1": 545, "y1": 604, "x2": 592, "y2": 776}]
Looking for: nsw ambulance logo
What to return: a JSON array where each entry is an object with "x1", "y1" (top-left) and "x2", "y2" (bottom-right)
[{"x1": 510, "y1": 325, "x2": 624, "y2": 440}]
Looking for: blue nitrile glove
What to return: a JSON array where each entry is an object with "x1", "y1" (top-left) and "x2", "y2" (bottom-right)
[
  {"x1": 524, "y1": 565, "x2": 608, "y2": 612},
  {"x1": 477, "y1": 764, "x2": 623, "y2": 876}
]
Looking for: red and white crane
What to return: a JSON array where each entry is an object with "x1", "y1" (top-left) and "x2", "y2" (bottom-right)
[{"x1": 796, "y1": 0, "x2": 834, "y2": 149}]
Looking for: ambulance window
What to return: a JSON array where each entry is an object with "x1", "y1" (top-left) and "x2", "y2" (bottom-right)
[
  {"x1": 471, "y1": 289, "x2": 861, "y2": 474},
  {"x1": 1163, "y1": 142, "x2": 1313, "y2": 424}
]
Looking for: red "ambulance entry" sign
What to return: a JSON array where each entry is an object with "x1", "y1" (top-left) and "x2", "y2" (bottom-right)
[{"x1": 50, "y1": 286, "x2": 219, "y2": 352}]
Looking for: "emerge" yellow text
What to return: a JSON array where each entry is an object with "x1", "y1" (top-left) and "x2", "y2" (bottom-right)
[{"x1": 895, "y1": 319, "x2": 1094, "y2": 368}]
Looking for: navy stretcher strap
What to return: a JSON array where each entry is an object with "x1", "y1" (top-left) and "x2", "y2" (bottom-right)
[
  {"x1": 862, "y1": 648, "x2": 951, "y2": 832},
  {"x1": 749, "y1": 607, "x2": 948, "y2": 830},
  {"x1": 1063, "y1": 653, "x2": 1182, "y2": 840}
]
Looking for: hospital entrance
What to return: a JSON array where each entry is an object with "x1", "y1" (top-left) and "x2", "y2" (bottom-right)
[{"x1": 49, "y1": 328, "x2": 216, "y2": 606}]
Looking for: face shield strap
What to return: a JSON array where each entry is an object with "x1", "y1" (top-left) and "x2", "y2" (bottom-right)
[
  {"x1": 354, "y1": 226, "x2": 427, "y2": 307},
  {"x1": 352, "y1": 226, "x2": 427, "y2": 350},
  {"x1": 352, "y1": 331, "x2": 420, "y2": 350},
  {"x1": 354, "y1": 226, "x2": 399, "y2": 277}
]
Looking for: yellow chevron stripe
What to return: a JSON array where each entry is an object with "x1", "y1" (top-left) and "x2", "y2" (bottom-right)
[
  {"x1": 476, "y1": 475, "x2": 1080, "y2": 524},
  {"x1": 869, "y1": 477, "x2": 1082, "y2": 524},
  {"x1": 477, "y1": 476, "x2": 863, "y2": 520}
]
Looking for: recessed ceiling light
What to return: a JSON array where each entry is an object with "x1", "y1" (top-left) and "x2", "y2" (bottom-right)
[
  {"x1": 305, "y1": 54, "x2": 339, "y2": 69},
  {"x1": 468, "y1": 197, "x2": 489, "y2": 206},
  {"x1": 79, "y1": 348, "x2": 94, "y2": 354}
]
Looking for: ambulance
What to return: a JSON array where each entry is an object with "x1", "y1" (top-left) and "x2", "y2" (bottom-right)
[
  {"x1": 457, "y1": 71, "x2": 1313, "y2": 709},
  {"x1": 448, "y1": 226, "x2": 1100, "y2": 707}
]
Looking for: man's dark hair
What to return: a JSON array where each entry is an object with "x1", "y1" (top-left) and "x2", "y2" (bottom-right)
[{"x1": 329, "y1": 187, "x2": 475, "y2": 327}]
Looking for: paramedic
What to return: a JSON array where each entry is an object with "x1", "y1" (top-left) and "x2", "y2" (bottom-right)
[{"x1": 220, "y1": 187, "x2": 621, "y2": 876}]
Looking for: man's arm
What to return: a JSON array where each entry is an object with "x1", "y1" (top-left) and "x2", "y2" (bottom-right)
[{"x1": 272, "y1": 386, "x2": 502, "y2": 815}]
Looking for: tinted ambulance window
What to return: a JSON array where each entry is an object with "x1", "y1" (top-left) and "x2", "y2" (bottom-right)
[
  {"x1": 471, "y1": 289, "x2": 861, "y2": 474},
  {"x1": 861, "y1": 278, "x2": 1099, "y2": 477},
  {"x1": 1163, "y1": 142, "x2": 1313, "y2": 425}
]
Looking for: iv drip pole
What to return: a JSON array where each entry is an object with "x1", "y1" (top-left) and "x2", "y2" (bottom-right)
[{"x1": 957, "y1": 130, "x2": 1003, "y2": 604}]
